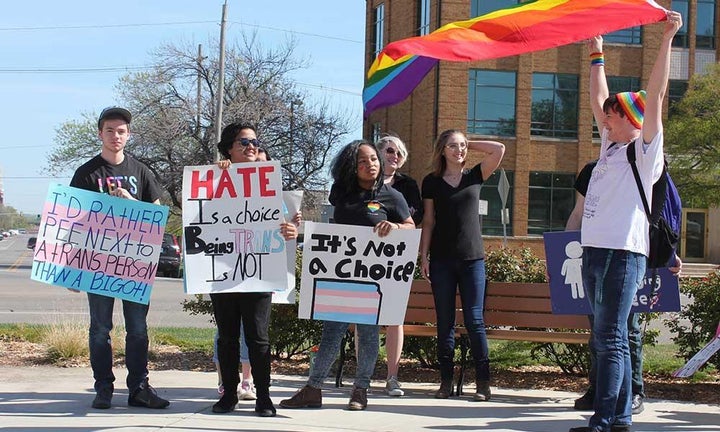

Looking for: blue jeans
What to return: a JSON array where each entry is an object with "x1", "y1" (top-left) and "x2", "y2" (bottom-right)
[
  {"x1": 588, "y1": 313, "x2": 644, "y2": 397},
  {"x1": 582, "y1": 247, "x2": 645, "y2": 430},
  {"x1": 87, "y1": 293, "x2": 149, "y2": 392},
  {"x1": 308, "y1": 321, "x2": 379, "y2": 389},
  {"x1": 213, "y1": 322, "x2": 250, "y2": 363},
  {"x1": 429, "y1": 258, "x2": 490, "y2": 382}
]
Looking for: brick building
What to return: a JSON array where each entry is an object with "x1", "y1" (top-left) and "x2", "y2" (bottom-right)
[{"x1": 363, "y1": 0, "x2": 719, "y2": 263}]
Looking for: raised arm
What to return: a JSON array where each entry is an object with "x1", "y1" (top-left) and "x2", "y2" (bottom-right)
[
  {"x1": 589, "y1": 36, "x2": 609, "y2": 129},
  {"x1": 468, "y1": 140, "x2": 505, "y2": 181},
  {"x1": 643, "y1": 11, "x2": 682, "y2": 143}
]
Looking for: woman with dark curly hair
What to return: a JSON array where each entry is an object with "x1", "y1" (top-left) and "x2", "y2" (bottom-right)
[
  {"x1": 280, "y1": 140, "x2": 415, "y2": 411},
  {"x1": 210, "y1": 122, "x2": 298, "y2": 417}
]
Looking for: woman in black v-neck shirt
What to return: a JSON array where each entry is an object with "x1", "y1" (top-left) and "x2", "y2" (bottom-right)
[{"x1": 419, "y1": 129, "x2": 505, "y2": 402}]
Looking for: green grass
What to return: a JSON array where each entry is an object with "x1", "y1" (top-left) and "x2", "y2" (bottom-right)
[{"x1": 152, "y1": 327, "x2": 215, "y2": 354}]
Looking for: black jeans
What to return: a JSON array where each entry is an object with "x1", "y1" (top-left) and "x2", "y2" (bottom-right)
[{"x1": 211, "y1": 292, "x2": 272, "y2": 398}]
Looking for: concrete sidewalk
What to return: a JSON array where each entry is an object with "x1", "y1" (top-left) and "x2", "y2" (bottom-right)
[{"x1": 1, "y1": 366, "x2": 718, "y2": 432}]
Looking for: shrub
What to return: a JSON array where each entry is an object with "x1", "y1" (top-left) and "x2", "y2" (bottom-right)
[
  {"x1": 485, "y1": 246, "x2": 547, "y2": 283},
  {"x1": 666, "y1": 271, "x2": 720, "y2": 370}
]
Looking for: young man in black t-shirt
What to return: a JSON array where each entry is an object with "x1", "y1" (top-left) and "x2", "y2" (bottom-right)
[{"x1": 69, "y1": 107, "x2": 168, "y2": 410}]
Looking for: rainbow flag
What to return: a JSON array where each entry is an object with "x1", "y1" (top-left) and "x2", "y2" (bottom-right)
[{"x1": 363, "y1": 0, "x2": 668, "y2": 117}]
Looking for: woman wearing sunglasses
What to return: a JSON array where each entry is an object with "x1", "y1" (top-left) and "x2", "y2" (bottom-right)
[
  {"x1": 419, "y1": 129, "x2": 505, "y2": 402},
  {"x1": 373, "y1": 135, "x2": 422, "y2": 397},
  {"x1": 210, "y1": 122, "x2": 299, "y2": 417}
]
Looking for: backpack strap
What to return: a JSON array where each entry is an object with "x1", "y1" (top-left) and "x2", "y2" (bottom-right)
[{"x1": 627, "y1": 140, "x2": 652, "y2": 222}]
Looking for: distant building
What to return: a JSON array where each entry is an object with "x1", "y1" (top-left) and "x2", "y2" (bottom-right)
[{"x1": 363, "y1": 0, "x2": 719, "y2": 263}]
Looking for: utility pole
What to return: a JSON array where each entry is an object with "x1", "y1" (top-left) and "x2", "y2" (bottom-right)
[
  {"x1": 214, "y1": 0, "x2": 228, "y2": 161},
  {"x1": 196, "y1": 44, "x2": 204, "y2": 135}
]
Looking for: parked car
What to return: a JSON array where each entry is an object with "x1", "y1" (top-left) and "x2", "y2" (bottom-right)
[
  {"x1": 27, "y1": 237, "x2": 37, "y2": 249},
  {"x1": 157, "y1": 233, "x2": 183, "y2": 278}
]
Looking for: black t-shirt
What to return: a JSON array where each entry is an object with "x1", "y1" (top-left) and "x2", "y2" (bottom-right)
[
  {"x1": 329, "y1": 183, "x2": 410, "y2": 227},
  {"x1": 390, "y1": 173, "x2": 423, "y2": 226},
  {"x1": 422, "y1": 163, "x2": 485, "y2": 260},
  {"x1": 574, "y1": 160, "x2": 597, "y2": 197},
  {"x1": 70, "y1": 154, "x2": 163, "y2": 203}
]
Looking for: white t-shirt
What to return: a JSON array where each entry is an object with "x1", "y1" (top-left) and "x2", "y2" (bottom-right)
[{"x1": 581, "y1": 129, "x2": 665, "y2": 256}]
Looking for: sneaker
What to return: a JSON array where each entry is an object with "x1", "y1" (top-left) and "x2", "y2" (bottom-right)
[
  {"x1": 280, "y1": 385, "x2": 322, "y2": 409},
  {"x1": 212, "y1": 393, "x2": 238, "y2": 413},
  {"x1": 255, "y1": 396, "x2": 277, "y2": 417},
  {"x1": 348, "y1": 386, "x2": 368, "y2": 411},
  {"x1": 573, "y1": 388, "x2": 594, "y2": 411},
  {"x1": 632, "y1": 394, "x2": 644, "y2": 415},
  {"x1": 92, "y1": 387, "x2": 113, "y2": 409},
  {"x1": 128, "y1": 381, "x2": 170, "y2": 409},
  {"x1": 238, "y1": 380, "x2": 257, "y2": 400},
  {"x1": 385, "y1": 377, "x2": 404, "y2": 397}
]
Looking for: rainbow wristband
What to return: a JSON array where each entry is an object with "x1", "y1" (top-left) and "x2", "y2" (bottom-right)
[{"x1": 590, "y1": 52, "x2": 604, "y2": 66}]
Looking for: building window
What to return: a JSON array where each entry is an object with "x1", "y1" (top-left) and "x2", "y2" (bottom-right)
[
  {"x1": 604, "y1": 27, "x2": 642, "y2": 44},
  {"x1": 373, "y1": 4, "x2": 385, "y2": 57},
  {"x1": 418, "y1": 0, "x2": 431, "y2": 35},
  {"x1": 371, "y1": 123, "x2": 382, "y2": 143},
  {"x1": 468, "y1": 69, "x2": 517, "y2": 136},
  {"x1": 471, "y1": 0, "x2": 516, "y2": 17},
  {"x1": 593, "y1": 76, "x2": 641, "y2": 138},
  {"x1": 528, "y1": 172, "x2": 575, "y2": 235},
  {"x1": 669, "y1": 80, "x2": 689, "y2": 118},
  {"x1": 697, "y1": 0, "x2": 716, "y2": 49},
  {"x1": 531, "y1": 73, "x2": 579, "y2": 138},
  {"x1": 481, "y1": 170, "x2": 514, "y2": 236},
  {"x1": 672, "y1": 0, "x2": 689, "y2": 48}
]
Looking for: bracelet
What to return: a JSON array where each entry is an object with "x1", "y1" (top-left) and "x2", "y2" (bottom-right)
[{"x1": 590, "y1": 52, "x2": 604, "y2": 66}]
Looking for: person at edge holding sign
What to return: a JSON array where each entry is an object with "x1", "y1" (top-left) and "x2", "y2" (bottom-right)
[
  {"x1": 566, "y1": 160, "x2": 681, "y2": 416},
  {"x1": 419, "y1": 130, "x2": 505, "y2": 401},
  {"x1": 210, "y1": 122, "x2": 299, "y2": 417},
  {"x1": 69, "y1": 107, "x2": 169, "y2": 410},
  {"x1": 374, "y1": 134, "x2": 423, "y2": 397},
  {"x1": 568, "y1": 12, "x2": 682, "y2": 432},
  {"x1": 280, "y1": 140, "x2": 415, "y2": 411}
]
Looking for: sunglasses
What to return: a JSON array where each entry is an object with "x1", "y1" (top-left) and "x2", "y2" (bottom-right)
[
  {"x1": 234, "y1": 138, "x2": 261, "y2": 147},
  {"x1": 385, "y1": 147, "x2": 403, "y2": 156}
]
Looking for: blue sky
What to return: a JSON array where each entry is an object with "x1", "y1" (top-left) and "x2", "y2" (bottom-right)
[{"x1": 0, "y1": 0, "x2": 366, "y2": 215}]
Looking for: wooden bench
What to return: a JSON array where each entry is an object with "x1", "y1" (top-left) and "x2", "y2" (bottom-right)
[{"x1": 336, "y1": 279, "x2": 591, "y2": 392}]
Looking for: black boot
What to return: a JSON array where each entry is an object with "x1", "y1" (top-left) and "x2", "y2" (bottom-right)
[
  {"x1": 434, "y1": 379, "x2": 453, "y2": 399},
  {"x1": 473, "y1": 380, "x2": 491, "y2": 401}
]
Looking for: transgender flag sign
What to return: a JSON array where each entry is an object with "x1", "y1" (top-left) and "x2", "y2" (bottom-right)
[{"x1": 299, "y1": 222, "x2": 420, "y2": 326}]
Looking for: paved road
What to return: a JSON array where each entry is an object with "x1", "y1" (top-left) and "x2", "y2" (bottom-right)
[{"x1": 0, "y1": 233, "x2": 213, "y2": 328}]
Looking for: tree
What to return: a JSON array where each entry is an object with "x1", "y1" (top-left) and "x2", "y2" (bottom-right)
[
  {"x1": 665, "y1": 63, "x2": 720, "y2": 207},
  {"x1": 47, "y1": 34, "x2": 354, "y2": 214}
]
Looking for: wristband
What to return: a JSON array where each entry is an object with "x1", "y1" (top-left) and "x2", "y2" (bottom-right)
[{"x1": 590, "y1": 52, "x2": 604, "y2": 66}]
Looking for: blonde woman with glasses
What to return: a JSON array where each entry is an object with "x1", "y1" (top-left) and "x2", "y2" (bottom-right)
[
  {"x1": 374, "y1": 135, "x2": 422, "y2": 397},
  {"x1": 419, "y1": 129, "x2": 505, "y2": 401}
]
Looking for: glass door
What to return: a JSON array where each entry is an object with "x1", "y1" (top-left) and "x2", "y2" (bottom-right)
[{"x1": 681, "y1": 209, "x2": 708, "y2": 261}]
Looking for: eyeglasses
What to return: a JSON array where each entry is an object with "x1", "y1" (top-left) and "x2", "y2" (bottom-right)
[
  {"x1": 445, "y1": 143, "x2": 468, "y2": 151},
  {"x1": 234, "y1": 138, "x2": 261, "y2": 147}
]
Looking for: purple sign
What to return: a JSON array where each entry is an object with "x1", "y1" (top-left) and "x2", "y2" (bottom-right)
[{"x1": 543, "y1": 231, "x2": 681, "y2": 315}]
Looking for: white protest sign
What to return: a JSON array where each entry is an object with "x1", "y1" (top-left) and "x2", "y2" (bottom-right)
[
  {"x1": 673, "y1": 321, "x2": 720, "y2": 378},
  {"x1": 181, "y1": 161, "x2": 287, "y2": 293},
  {"x1": 299, "y1": 221, "x2": 420, "y2": 325},
  {"x1": 273, "y1": 190, "x2": 303, "y2": 304}
]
